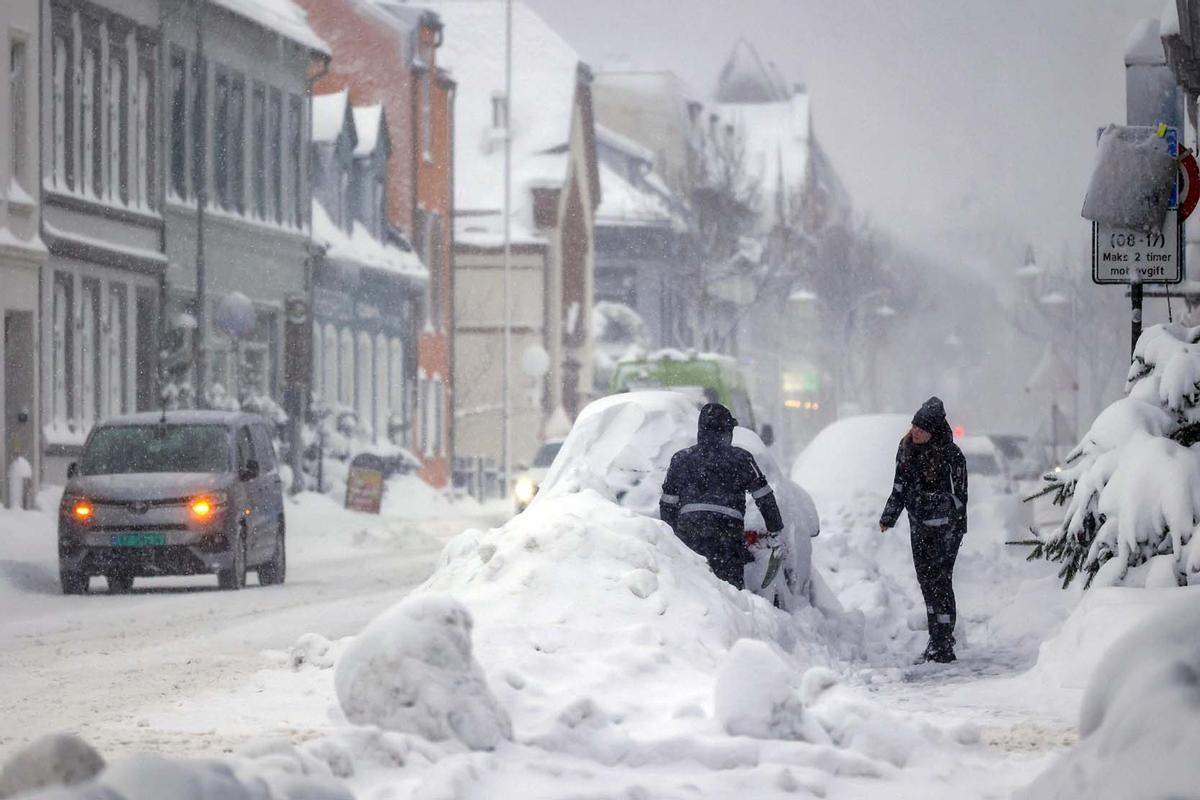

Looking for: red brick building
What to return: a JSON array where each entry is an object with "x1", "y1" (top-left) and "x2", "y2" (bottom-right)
[{"x1": 297, "y1": 0, "x2": 455, "y2": 486}]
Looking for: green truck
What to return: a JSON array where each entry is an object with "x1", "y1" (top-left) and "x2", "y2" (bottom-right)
[{"x1": 609, "y1": 353, "x2": 773, "y2": 445}]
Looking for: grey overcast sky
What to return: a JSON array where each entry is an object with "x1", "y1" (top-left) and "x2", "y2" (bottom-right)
[{"x1": 524, "y1": 0, "x2": 1166, "y2": 267}]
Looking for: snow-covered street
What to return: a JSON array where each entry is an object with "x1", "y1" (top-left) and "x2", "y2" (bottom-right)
[{"x1": 0, "y1": 486, "x2": 509, "y2": 760}]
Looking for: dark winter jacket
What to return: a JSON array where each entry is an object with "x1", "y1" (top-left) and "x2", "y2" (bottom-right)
[
  {"x1": 660, "y1": 427, "x2": 784, "y2": 534},
  {"x1": 880, "y1": 423, "x2": 968, "y2": 536}
]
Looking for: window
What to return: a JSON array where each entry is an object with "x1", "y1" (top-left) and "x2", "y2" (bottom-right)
[
  {"x1": 269, "y1": 89, "x2": 282, "y2": 223},
  {"x1": 213, "y1": 70, "x2": 229, "y2": 208},
  {"x1": 191, "y1": 54, "x2": 205, "y2": 201},
  {"x1": 338, "y1": 328, "x2": 353, "y2": 407},
  {"x1": 251, "y1": 425, "x2": 277, "y2": 472},
  {"x1": 389, "y1": 337, "x2": 404, "y2": 418},
  {"x1": 428, "y1": 213, "x2": 443, "y2": 330},
  {"x1": 51, "y1": 35, "x2": 70, "y2": 189},
  {"x1": 9, "y1": 38, "x2": 27, "y2": 188},
  {"x1": 81, "y1": 41, "x2": 99, "y2": 196},
  {"x1": 421, "y1": 74, "x2": 432, "y2": 161},
  {"x1": 51, "y1": 274, "x2": 74, "y2": 430},
  {"x1": 104, "y1": 285, "x2": 128, "y2": 418},
  {"x1": 288, "y1": 95, "x2": 303, "y2": 226},
  {"x1": 80, "y1": 279, "x2": 101, "y2": 430},
  {"x1": 251, "y1": 84, "x2": 266, "y2": 218},
  {"x1": 323, "y1": 323, "x2": 338, "y2": 408},
  {"x1": 229, "y1": 75, "x2": 245, "y2": 213},
  {"x1": 356, "y1": 332, "x2": 372, "y2": 431},
  {"x1": 374, "y1": 333, "x2": 388, "y2": 443},
  {"x1": 169, "y1": 48, "x2": 187, "y2": 198},
  {"x1": 491, "y1": 92, "x2": 507, "y2": 130},
  {"x1": 106, "y1": 50, "x2": 126, "y2": 204},
  {"x1": 82, "y1": 425, "x2": 231, "y2": 475},
  {"x1": 135, "y1": 64, "x2": 152, "y2": 208}
]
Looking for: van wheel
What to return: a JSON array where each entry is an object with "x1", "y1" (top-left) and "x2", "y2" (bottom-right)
[
  {"x1": 106, "y1": 573, "x2": 134, "y2": 594},
  {"x1": 258, "y1": 524, "x2": 286, "y2": 586},
  {"x1": 218, "y1": 529, "x2": 247, "y2": 591},
  {"x1": 60, "y1": 566, "x2": 88, "y2": 595}
]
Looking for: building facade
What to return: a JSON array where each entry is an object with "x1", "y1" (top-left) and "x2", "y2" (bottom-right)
[
  {"x1": 39, "y1": 0, "x2": 167, "y2": 483},
  {"x1": 309, "y1": 90, "x2": 427, "y2": 448},
  {"x1": 158, "y1": 0, "x2": 327, "y2": 414},
  {"x1": 430, "y1": 0, "x2": 600, "y2": 470},
  {"x1": 1, "y1": 0, "x2": 46, "y2": 506},
  {"x1": 298, "y1": 0, "x2": 456, "y2": 486}
]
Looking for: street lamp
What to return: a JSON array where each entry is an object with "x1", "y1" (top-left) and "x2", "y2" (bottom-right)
[{"x1": 1016, "y1": 244, "x2": 1041, "y2": 282}]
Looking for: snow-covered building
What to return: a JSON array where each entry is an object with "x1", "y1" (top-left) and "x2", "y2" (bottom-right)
[
  {"x1": 309, "y1": 90, "x2": 428, "y2": 448},
  {"x1": 39, "y1": 0, "x2": 169, "y2": 482},
  {"x1": 158, "y1": 0, "x2": 328, "y2": 418},
  {"x1": 426, "y1": 0, "x2": 601, "y2": 469},
  {"x1": 302, "y1": 0, "x2": 457, "y2": 486},
  {"x1": 0, "y1": 0, "x2": 44, "y2": 506},
  {"x1": 593, "y1": 125, "x2": 684, "y2": 355},
  {"x1": 713, "y1": 39, "x2": 851, "y2": 452}
]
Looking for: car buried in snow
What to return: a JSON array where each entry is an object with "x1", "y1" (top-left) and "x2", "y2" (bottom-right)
[
  {"x1": 532, "y1": 391, "x2": 819, "y2": 610},
  {"x1": 57, "y1": 411, "x2": 286, "y2": 594}
]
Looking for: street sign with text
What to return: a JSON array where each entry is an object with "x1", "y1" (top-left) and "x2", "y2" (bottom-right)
[{"x1": 1092, "y1": 212, "x2": 1183, "y2": 284}]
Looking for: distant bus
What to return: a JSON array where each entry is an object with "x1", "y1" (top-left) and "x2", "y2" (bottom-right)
[{"x1": 610, "y1": 353, "x2": 772, "y2": 444}]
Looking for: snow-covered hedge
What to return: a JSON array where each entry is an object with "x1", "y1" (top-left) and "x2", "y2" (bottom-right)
[{"x1": 1031, "y1": 324, "x2": 1200, "y2": 588}]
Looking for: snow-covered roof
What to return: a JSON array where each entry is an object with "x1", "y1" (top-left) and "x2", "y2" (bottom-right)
[
  {"x1": 716, "y1": 92, "x2": 811, "y2": 222},
  {"x1": 312, "y1": 201, "x2": 428, "y2": 281},
  {"x1": 352, "y1": 105, "x2": 385, "y2": 157},
  {"x1": 596, "y1": 124, "x2": 655, "y2": 166},
  {"x1": 422, "y1": 0, "x2": 582, "y2": 245},
  {"x1": 209, "y1": 0, "x2": 329, "y2": 56},
  {"x1": 596, "y1": 162, "x2": 677, "y2": 229},
  {"x1": 715, "y1": 39, "x2": 791, "y2": 104},
  {"x1": 312, "y1": 90, "x2": 349, "y2": 144}
]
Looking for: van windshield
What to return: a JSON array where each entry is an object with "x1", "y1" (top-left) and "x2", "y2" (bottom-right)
[{"x1": 81, "y1": 425, "x2": 231, "y2": 475}]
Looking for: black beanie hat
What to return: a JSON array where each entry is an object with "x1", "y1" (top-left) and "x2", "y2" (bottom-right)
[
  {"x1": 912, "y1": 396, "x2": 947, "y2": 432},
  {"x1": 699, "y1": 402, "x2": 738, "y2": 432}
]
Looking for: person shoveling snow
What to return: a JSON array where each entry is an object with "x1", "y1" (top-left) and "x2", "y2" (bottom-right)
[{"x1": 660, "y1": 402, "x2": 785, "y2": 591}]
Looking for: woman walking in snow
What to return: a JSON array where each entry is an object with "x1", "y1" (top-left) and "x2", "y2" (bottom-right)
[{"x1": 879, "y1": 397, "x2": 968, "y2": 664}]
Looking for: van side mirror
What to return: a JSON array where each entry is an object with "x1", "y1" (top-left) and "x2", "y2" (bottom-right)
[
  {"x1": 67, "y1": 462, "x2": 79, "y2": 479},
  {"x1": 760, "y1": 424, "x2": 775, "y2": 447},
  {"x1": 240, "y1": 460, "x2": 260, "y2": 482}
]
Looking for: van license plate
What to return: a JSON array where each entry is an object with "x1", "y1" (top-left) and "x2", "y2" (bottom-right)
[{"x1": 111, "y1": 533, "x2": 166, "y2": 547}]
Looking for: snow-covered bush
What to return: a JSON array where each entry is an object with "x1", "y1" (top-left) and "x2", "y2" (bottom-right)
[
  {"x1": 1019, "y1": 588, "x2": 1200, "y2": 799},
  {"x1": 333, "y1": 594, "x2": 512, "y2": 751},
  {"x1": 1030, "y1": 323, "x2": 1200, "y2": 587}
]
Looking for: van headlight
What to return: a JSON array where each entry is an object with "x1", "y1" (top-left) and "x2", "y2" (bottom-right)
[{"x1": 514, "y1": 478, "x2": 538, "y2": 505}]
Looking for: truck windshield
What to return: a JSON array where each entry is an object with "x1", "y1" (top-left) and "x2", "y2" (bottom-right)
[{"x1": 81, "y1": 425, "x2": 231, "y2": 475}]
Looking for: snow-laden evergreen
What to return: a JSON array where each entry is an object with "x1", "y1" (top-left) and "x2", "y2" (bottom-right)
[{"x1": 1032, "y1": 323, "x2": 1200, "y2": 588}]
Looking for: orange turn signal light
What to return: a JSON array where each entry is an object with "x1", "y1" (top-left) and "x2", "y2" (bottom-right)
[
  {"x1": 73, "y1": 501, "x2": 93, "y2": 520},
  {"x1": 190, "y1": 498, "x2": 214, "y2": 518}
]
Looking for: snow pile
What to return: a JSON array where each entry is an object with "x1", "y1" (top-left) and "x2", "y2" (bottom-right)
[
  {"x1": 334, "y1": 594, "x2": 512, "y2": 751},
  {"x1": 713, "y1": 639, "x2": 821, "y2": 742},
  {"x1": 1033, "y1": 323, "x2": 1200, "y2": 587},
  {"x1": 0, "y1": 734, "x2": 103, "y2": 798},
  {"x1": 538, "y1": 391, "x2": 819, "y2": 607},
  {"x1": 792, "y1": 414, "x2": 911, "y2": 503},
  {"x1": 0, "y1": 742, "x2": 351, "y2": 800},
  {"x1": 1020, "y1": 588, "x2": 1200, "y2": 800}
]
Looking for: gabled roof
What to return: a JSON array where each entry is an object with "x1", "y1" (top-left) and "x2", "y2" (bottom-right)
[
  {"x1": 715, "y1": 39, "x2": 789, "y2": 104},
  {"x1": 312, "y1": 89, "x2": 352, "y2": 145},
  {"x1": 420, "y1": 0, "x2": 586, "y2": 245},
  {"x1": 209, "y1": 0, "x2": 329, "y2": 56}
]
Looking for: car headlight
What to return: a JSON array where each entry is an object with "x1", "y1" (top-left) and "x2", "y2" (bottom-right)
[
  {"x1": 189, "y1": 490, "x2": 228, "y2": 519},
  {"x1": 514, "y1": 478, "x2": 538, "y2": 505}
]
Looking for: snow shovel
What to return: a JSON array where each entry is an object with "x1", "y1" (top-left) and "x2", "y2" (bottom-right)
[{"x1": 761, "y1": 545, "x2": 784, "y2": 590}]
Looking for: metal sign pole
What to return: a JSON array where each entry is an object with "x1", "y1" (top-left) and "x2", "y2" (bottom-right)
[{"x1": 1131, "y1": 280, "x2": 1143, "y2": 359}]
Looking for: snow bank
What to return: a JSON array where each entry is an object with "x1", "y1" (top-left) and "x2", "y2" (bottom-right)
[
  {"x1": 3, "y1": 746, "x2": 350, "y2": 800},
  {"x1": 1020, "y1": 588, "x2": 1200, "y2": 799},
  {"x1": 334, "y1": 594, "x2": 512, "y2": 751},
  {"x1": 0, "y1": 734, "x2": 103, "y2": 798},
  {"x1": 538, "y1": 390, "x2": 818, "y2": 607}
]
